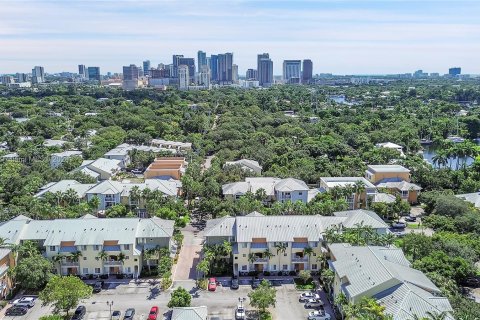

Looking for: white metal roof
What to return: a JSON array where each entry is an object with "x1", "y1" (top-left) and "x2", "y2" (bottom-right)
[{"x1": 367, "y1": 165, "x2": 410, "y2": 173}]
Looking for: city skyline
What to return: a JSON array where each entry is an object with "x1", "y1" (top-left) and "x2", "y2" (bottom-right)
[{"x1": 1, "y1": 0, "x2": 479, "y2": 74}]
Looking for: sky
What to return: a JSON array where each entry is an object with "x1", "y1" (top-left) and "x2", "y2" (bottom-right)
[{"x1": 0, "y1": 0, "x2": 479, "y2": 75}]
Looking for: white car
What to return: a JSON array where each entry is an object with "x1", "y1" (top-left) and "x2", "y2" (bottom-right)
[
  {"x1": 304, "y1": 298, "x2": 324, "y2": 309},
  {"x1": 13, "y1": 297, "x2": 36, "y2": 308},
  {"x1": 308, "y1": 310, "x2": 331, "y2": 320},
  {"x1": 235, "y1": 305, "x2": 246, "y2": 320},
  {"x1": 299, "y1": 292, "x2": 320, "y2": 302}
]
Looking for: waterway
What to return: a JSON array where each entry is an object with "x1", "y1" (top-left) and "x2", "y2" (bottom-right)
[{"x1": 422, "y1": 144, "x2": 475, "y2": 169}]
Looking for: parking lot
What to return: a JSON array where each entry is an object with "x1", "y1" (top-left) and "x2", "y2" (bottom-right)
[{"x1": 1, "y1": 278, "x2": 332, "y2": 320}]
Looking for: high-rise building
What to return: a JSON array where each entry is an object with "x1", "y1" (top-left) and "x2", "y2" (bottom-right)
[
  {"x1": 246, "y1": 69, "x2": 257, "y2": 80},
  {"x1": 232, "y1": 64, "x2": 239, "y2": 84},
  {"x1": 178, "y1": 65, "x2": 189, "y2": 90},
  {"x1": 283, "y1": 60, "x2": 302, "y2": 84},
  {"x1": 87, "y1": 67, "x2": 101, "y2": 82},
  {"x1": 302, "y1": 59, "x2": 313, "y2": 84},
  {"x1": 198, "y1": 65, "x2": 211, "y2": 87},
  {"x1": 172, "y1": 55, "x2": 184, "y2": 78},
  {"x1": 31, "y1": 66, "x2": 45, "y2": 84},
  {"x1": 149, "y1": 68, "x2": 170, "y2": 79},
  {"x1": 78, "y1": 65, "x2": 87, "y2": 78},
  {"x1": 197, "y1": 51, "x2": 207, "y2": 73},
  {"x1": 217, "y1": 53, "x2": 233, "y2": 84},
  {"x1": 16, "y1": 73, "x2": 28, "y2": 83},
  {"x1": 123, "y1": 64, "x2": 140, "y2": 90},
  {"x1": 178, "y1": 58, "x2": 195, "y2": 82},
  {"x1": 143, "y1": 60, "x2": 151, "y2": 76},
  {"x1": 257, "y1": 54, "x2": 273, "y2": 87},
  {"x1": 210, "y1": 55, "x2": 218, "y2": 82},
  {"x1": 0, "y1": 75, "x2": 14, "y2": 84},
  {"x1": 449, "y1": 67, "x2": 461, "y2": 77}
]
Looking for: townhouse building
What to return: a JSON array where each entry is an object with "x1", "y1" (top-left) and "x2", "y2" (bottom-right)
[
  {"x1": 223, "y1": 159, "x2": 262, "y2": 174},
  {"x1": 365, "y1": 165, "x2": 421, "y2": 204},
  {"x1": 319, "y1": 177, "x2": 377, "y2": 209},
  {"x1": 329, "y1": 243, "x2": 453, "y2": 320},
  {"x1": 35, "y1": 179, "x2": 180, "y2": 210},
  {"x1": 0, "y1": 248, "x2": 14, "y2": 299},
  {"x1": 74, "y1": 158, "x2": 122, "y2": 180},
  {"x1": 0, "y1": 215, "x2": 174, "y2": 278},
  {"x1": 222, "y1": 177, "x2": 310, "y2": 203},
  {"x1": 204, "y1": 210, "x2": 389, "y2": 276},
  {"x1": 144, "y1": 157, "x2": 188, "y2": 180}
]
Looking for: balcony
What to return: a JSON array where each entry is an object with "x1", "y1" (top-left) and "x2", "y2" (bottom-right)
[
  {"x1": 61, "y1": 261, "x2": 79, "y2": 267},
  {"x1": 250, "y1": 243, "x2": 268, "y2": 250},
  {"x1": 104, "y1": 260, "x2": 123, "y2": 266},
  {"x1": 292, "y1": 256, "x2": 308, "y2": 262},
  {"x1": 254, "y1": 257, "x2": 269, "y2": 263}
]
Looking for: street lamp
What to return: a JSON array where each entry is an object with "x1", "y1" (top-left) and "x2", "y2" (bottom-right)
[
  {"x1": 107, "y1": 301, "x2": 113, "y2": 320},
  {"x1": 238, "y1": 297, "x2": 246, "y2": 308}
]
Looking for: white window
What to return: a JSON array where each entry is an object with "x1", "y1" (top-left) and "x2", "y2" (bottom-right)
[
  {"x1": 241, "y1": 243, "x2": 247, "y2": 248},
  {"x1": 126, "y1": 267, "x2": 131, "y2": 273},
  {"x1": 283, "y1": 264, "x2": 288, "y2": 270},
  {"x1": 81, "y1": 245, "x2": 87, "y2": 251},
  {"x1": 124, "y1": 244, "x2": 130, "y2": 250},
  {"x1": 95, "y1": 268, "x2": 101, "y2": 274},
  {"x1": 241, "y1": 265, "x2": 247, "y2": 271},
  {"x1": 83, "y1": 257, "x2": 87, "y2": 261},
  {"x1": 83, "y1": 268, "x2": 88, "y2": 274},
  {"x1": 298, "y1": 192, "x2": 303, "y2": 195},
  {"x1": 401, "y1": 191, "x2": 408, "y2": 198},
  {"x1": 94, "y1": 245, "x2": 100, "y2": 251},
  {"x1": 125, "y1": 256, "x2": 129, "y2": 260},
  {"x1": 50, "y1": 246, "x2": 56, "y2": 252},
  {"x1": 284, "y1": 253, "x2": 287, "y2": 256},
  {"x1": 243, "y1": 254, "x2": 246, "y2": 257},
  {"x1": 273, "y1": 265, "x2": 277, "y2": 270},
  {"x1": 312, "y1": 264, "x2": 318, "y2": 270}
]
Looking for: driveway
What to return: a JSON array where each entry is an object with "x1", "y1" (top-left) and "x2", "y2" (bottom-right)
[{"x1": 173, "y1": 225, "x2": 203, "y2": 281}]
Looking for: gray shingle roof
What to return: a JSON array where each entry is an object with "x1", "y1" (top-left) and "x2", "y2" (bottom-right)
[
  {"x1": 171, "y1": 306, "x2": 208, "y2": 320},
  {"x1": 0, "y1": 216, "x2": 174, "y2": 246},
  {"x1": 205, "y1": 210, "x2": 388, "y2": 242},
  {"x1": 330, "y1": 244, "x2": 453, "y2": 320},
  {"x1": 377, "y1": 181, "x2": 422, "y2": 191},
  {"x1": 456, "y1": 192, "x2": 480, "y2": 208}
]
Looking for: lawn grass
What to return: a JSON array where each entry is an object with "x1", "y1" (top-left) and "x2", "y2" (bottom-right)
[
  {"x1": 406, "y1": 223, "x2": 421, "y2": 229},
  {"x1": 294, "y1": 278, "x2": 316, "y2": 290}
]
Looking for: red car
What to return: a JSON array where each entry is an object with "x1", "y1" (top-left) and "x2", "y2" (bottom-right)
[
  {"x1": 148, "y1": 306, "x2": 159, "y2": 320},
  {"x1": 208, "y1": 277, "x2": 217, "y2": 291}
]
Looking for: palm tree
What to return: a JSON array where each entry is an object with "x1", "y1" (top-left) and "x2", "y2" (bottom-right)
[
  {"x1": 64, "y1": 188, "x2": 79, "y2": 206},
  {"x1": 263, "y1": 248, "x2": 274, "y2": 272},
  {"x1": 89, "y1": 196, "x2": 100, "y2": 215},
  {"x1": 432, "y1": 150, "x2": 448, "y2": 169},
  {"x1": 70, "y1": 250, "x2": 83, "y2": 263},
  {"x1": 425, "y1": 311, "x2": 448, "y2": 320},
  {"x1": 303, "y1": 246, "x2": 314, "y2": 270},
  {"x1": 129, "y1": 185, "x2": 141, "y2": 209},
  {"x1": 382, "y1": 233, "x2": 396, "y2": 247},
  {"x1": 117, "y1": 252, "x2": 126, "y2": 274},
  {"x1": 274, "y1": 242, "x2": 287, "y2": 273},
  {"x1": 354, "y1": 180, "x2": 366, "y2": 208},
  {"x1": 51, "y1": 254, "x2": 63, "y2": 274},
  {"x1": 19, "y1": 240, "x2": 39, "y2": 258},
  {"x1": 97, "y1": 250, "x2": 108, "y2": 275},
  {"x1": 143, "y1": 248, "x2": 155, "y2": 272}
]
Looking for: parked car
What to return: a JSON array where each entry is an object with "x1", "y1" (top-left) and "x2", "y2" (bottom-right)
[
  {"x1": 299, "y1": 292, "x2": 320, "y2": 302},
  {"x1": 308, "y1": 310, "x2": 331, "y2": 320},
  {"x1": 208, "y1": 277, "x2": 217, "y2": 291},
  {"x1": 112, "y1": 310, "x2": 121, "y2": 320},
  {"x1": 391, "y1": 222, "x2": 406, "y2": 229},
  {"x1": 304, "y1": 298, "x2": 324, "y2": 309},
  {"x1": 231, "y1": 277, "x2": 239, "y2": 289},
  {"x1": 93, "y1": 281, "x2": 104, "y2": 293},
  {"x1": 5, "y1": 306, "x2": 28, "y2": 316},
  {"x1": 235, "y1": 304, "x2": 246, "y2": 320},
  {"x1": 131, "y1": 169, "x2": 143, "y2": 174},
  {"x1": 148, "y1": 306, "x2": 159, "y2": 320},
  {"x1": 405, "y1": 215, "x2": 417, "y2": 222},
  {"x1": 462, "y1": 276, "x2": 480, "y2": 288},
  {"x1": 123, "y1": 308, "x2": 135, "y2": 320},
  {"x1": 71, "y1": 306, "x2": 86, "y2": 320},
  {"x1": 13, "y1": 297, "x2": 36, "y2": 308}
]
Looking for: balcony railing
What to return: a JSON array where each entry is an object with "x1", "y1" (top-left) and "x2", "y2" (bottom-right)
[
  {"x1": 61, "y1": 261, "x2": 79, "y2": 267},
  {"x1": 104, "y1": 260, "x2": 123, "y2": 266},
  {"x1": 253, "y1": 257, "x2": 269, "y2": 263},
  {"x1": 292, "y1": 256, "x2": 308, "y2": 262}
]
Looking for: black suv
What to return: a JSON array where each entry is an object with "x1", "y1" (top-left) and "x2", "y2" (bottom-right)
[
  {"x1": 71, "y1": 306, "x2": 86, "y2": 320},
  {"x1": 123, "y1": 308, "x2": 135, "y2": 320},
  {"x1": 5, "y1": 306, "x2": 28, "y2": 316},
  {"x1": 92, "y1": 281, "x2": 104, "y2": 293}
]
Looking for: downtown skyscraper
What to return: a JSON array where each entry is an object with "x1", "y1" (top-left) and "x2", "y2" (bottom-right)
[
  {"x1": 31, "y1": 66, "x2": 45, "y2": 84},
  {"x1": 257, "y1": 53, "x2": 273, "y2": 87},
  {"x1": 283, "y1": 60, "x2": 301, "y2": 84},
  {"x1": 302, "y1": 59, "x2": 313, "y2": 84},
  {"x1": 197, "y1": 51, "x2": 207, "y2": 73},
  {"x1": 217, "y1": 53, "x2": 233, "y2": 84}
]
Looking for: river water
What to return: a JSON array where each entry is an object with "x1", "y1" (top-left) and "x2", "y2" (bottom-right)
[{"x1": 422, "y1": 144, "x2": 475, "y2": 169}]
